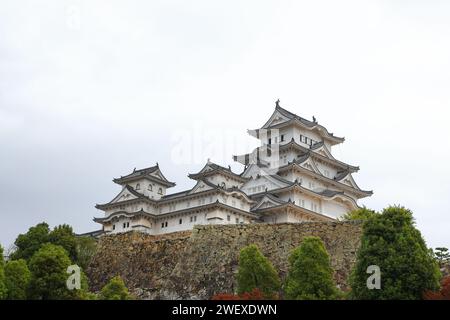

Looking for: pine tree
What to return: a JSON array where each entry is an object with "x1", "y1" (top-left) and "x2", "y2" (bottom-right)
[
  {"x1": 237, "y1": 244, "x2": 280, "y2": 298},
  {"x1": 100, "y1": 276, "x2": 132, "y2": 300},
  {"x1": 285, "y1": 236, "x2": 339, "y2": 300},
  {"x1": 349, "y1": 206, "x2": 441, "y2": 299}
]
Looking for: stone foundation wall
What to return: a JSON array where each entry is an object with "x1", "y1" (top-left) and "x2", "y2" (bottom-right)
[{"x1": 87, "y1": 221, "x2": 363, "y2": 299}]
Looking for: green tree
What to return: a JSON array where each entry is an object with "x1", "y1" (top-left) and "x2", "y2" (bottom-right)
[
  {"x1": 0, "y1": 245, "x2": 7, "y2": 299},
  {"x1": 434, "y1": 247, "x2": 450, "y2": 267},
  {"x1": 11, "y1": 223, "x2": 50, "y2": 261},
  {"x1": 237, "y1": 244, "x2": 281, "y2": 298},
  {"x1": 4, "y1": 259, "x2": 31, "y2": 300},
  {"x1": 285, "y1": 236, "x2": 339, "y2": 300},
  {"x1": 340, "y1": 207, "x2": 378, "y2": 221},
  {"x1": 11, "y1": 223, "x2": 80, "y2": 264},
  {"x1": 48, "y1": 224, "x2": 78, "y2": 262},
  {"x1": 28, "y1": 243, "x2": 77, "y2": 299},
  {"x1": 75, "y1": 236, "x2": 97, "y2": 270},
  {"x1": 100, "y1": 276, "x2": 132, "y2": 300},
  {"x1": 349, "y1": 206, "x2": 441, "y2": 300}
]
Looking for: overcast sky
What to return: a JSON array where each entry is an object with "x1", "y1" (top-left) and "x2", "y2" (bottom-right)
[{"x1": 1, "y1": 0, "x2": 450, "y2": 251}]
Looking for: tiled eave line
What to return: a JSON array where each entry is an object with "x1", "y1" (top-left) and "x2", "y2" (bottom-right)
[
  {"x1": 251, "y1": 202, "x2": 335, "y2": 222},
  {"x1": 96, "y1": 182, "x2": 255, "y2": 210},
  {"x1": 94, "y1": 201, "x2": 261, "y2": 223},
  {"x1": 188, "y1": 168, "x2": 249, "y2": 183},
  {"x1": 250, "y1": 183, "x2": 360, "y2": 209},
  {"x1": 278, "y1": 163, "x2": 373, "y2": 198},
  {"x1": 113, "y1": 174, "x2": 176, "y2": 188}
]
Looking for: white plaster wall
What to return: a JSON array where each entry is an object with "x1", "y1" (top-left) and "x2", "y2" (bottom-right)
[
  {"x1": 131, "y1": 179, "x2": 167, "y2": 200},
  {"x1": 321, "y1": 200, "x2": 350, "y2": 219},
  {"x1": 205, "y1": 174, "x2": 243, "y2": 189}
]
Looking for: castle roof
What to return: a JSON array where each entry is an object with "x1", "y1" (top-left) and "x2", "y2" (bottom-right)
[
  {"x1": 250, "y1": 104, "x2": 344, "y2": 145},
  {"x1": 233, "y1": 139, "x2": 359, "y2": 173},
  {"x1": 188, "y1": 160, "x2": 248, "y2": 182},
  {"x1": 94, "y1": 200, "x2": 260, "y2": 223},
  {"x1": 113, "y1": 163, "x2": 176, "y2": 187}
]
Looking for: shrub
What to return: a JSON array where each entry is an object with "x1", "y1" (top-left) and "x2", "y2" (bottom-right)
[
  {"x1": 349, "y1": 206, "x2": 441, "y2": 299},
  {"x1": 4, "y1": 259, "x2": 31, "y2": 300},
  {"x1": 0, "y1": 245, "x2": 7, "y2": 299},
  {"x1": 285, "y1": 236, "x2": 339, "y2": 300},
  {"x1": 100, "y1": 276, "x2": 132, "y2": 300},
  {"x1": 28, "y1": 243, "x2": 78, "y2": 299},
  {"x1": 423, "y1": 276, "x2": 450, "y2": 300},
  {"x1": 237, "y1": 244, "x2": 280, "y2": 298}
]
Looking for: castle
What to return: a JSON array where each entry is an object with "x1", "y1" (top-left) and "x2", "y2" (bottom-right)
[{"x1": 94, "y1": 101, "x2": 372, "y2": 235}]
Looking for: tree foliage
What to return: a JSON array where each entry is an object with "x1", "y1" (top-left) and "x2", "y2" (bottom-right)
[
  {"x1": 236, "y1": 244, "x2": 281, "y2": 298},
  {"x1": 434, "y1": 247, "x2": 450, "y2": 267},
  {"x1": 11, "y1": 223, "x2": 50, "y2": 261},
  {"x1": 340, "y1": 207, "x2": 378, "y2": 221},
  {"x1": 4, "y1": 259, "x2": 31, "y2": 300},
  {"x1": 285, "y1": 236, "x2": 339, "y2": 300},
  {"x1": 349, "y1": 206, "x2": 441, "y2": 300},
  {"x1": 0, "y1": 245, "x2": 7, "y2": 299},
  {"x1": 11, "y1": 223, "x2": 83, "y2": 266},
  {"x1": 75, "y1": 236, "x2": 97, "y2": 270},
  {"x1": 211, "y1": 288, "x2": 266, "y2": 300},
  {"x1": 100, "y1": 276, "x2": 132, "y2": 300},
  {"x1": 28, "y1": 243, "x2": 78, "y2": 300},
  {"x1": 48, "y1": 224, "x2": 78, "y2": 262},
  {"x1": 423, "y1": 276, "x2": 450, "y2": 300}
]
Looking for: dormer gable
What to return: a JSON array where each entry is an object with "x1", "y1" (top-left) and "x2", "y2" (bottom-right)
[
  {"x1": 252, "y1": 194, "x2": 286, "y2": 210},
  {"x1": 188, "y1": 179, "x2": 217, "y2": 195},
  {"x1": 110, "y1": 186, "x2": 140, "y2": 204}
]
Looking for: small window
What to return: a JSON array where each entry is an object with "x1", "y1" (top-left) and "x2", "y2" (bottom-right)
[
  {"x1": 227, "y1": 215, "x2": 231, "y2": 221},
  {"x1": 123, "y1": 222, "x2": 126, "y2": 228},
  {"x1": 161, "y1": 222, "x2": 164, "y2": 228},
  {"x1": 194, "y1": 215, "x2": 197, "y2": 222},
  {"x1": 112, "y1": 224, "x2": 115, "y2": 230},
  {"x1": 165, "y1": 221, "x2": 168, "y2": 227},
  {"x1": 281, "y1": 135, "x2": 285, "y2": 142},
  {"x1": 148, "y1": 184, "x2": 152, "y2": 191},
  {"x1": 179, "y1": 218, "x2": 182, "y2": 224},
  {"x1": 268, "y1": 138, "x2": 272, "y2": 145},
  {"x1": 235, "y1": 217, "x2": 239, "y2": 223},
  {"x1": 126, "y1": 222, "x2": 129, "y2": 228},
  {"x1": 136, "y1": 183, "x2": 140, "y2": 190},
  {"x1": 158, "y1": 188, "x2": 163, "y2": 195}
]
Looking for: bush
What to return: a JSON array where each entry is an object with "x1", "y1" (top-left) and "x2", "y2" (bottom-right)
[
  {"x1": 211, "y1": 288, "x2": 266, "y2": 300},
  {"x1": 349, "y1": 206, "x2": 441, "y2": 299},
  {"x1": 237, "y1": 244, "x2": 280, "y2": 298},
  {"x1": 0, "y1": 245, "x2": 7, "y2": 299},
  {"x1": 28, "y1": 243, "x2": 78, "y2": 299},
  {"x1": 100, "y1": 276, "x2": 132, "y2": 300},
  {"x1": 4, "y1": 259, "x2": 31, "y2": 300},
  {"x1": 423, "y1": 276, "x2": 450, "y2": 300},
  {"x1": 340, "y1": 207, "x2": 378, "y2": 221},
  {"x1": 285, "y1": 236, "x2": 339, "y2": 300}
]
